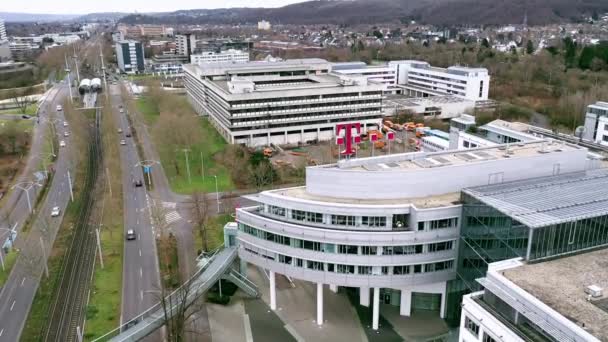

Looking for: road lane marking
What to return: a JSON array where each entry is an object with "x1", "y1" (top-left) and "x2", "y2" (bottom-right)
[
  {"x1": 139, "y1": 249, "x2": 142, "y2": 257},
  {"x1": 136, "y1": 218, "x2": 139, "y2": 225},
  {"x1": 138, "y1": 234, "x2": 141, "y2": 240},
  {"x1": 140, "y1": 290, "x2": 143, "y2": 301},
  {"x1": 0, "y1": 328, "x2": 3, "y2": 336},
  {"x1": 10, "y1": 301, "x2": 15, "y2": 311},
  {"x1": 140, "y1": 268, "x2": 143, "y2": 278},
  {"x1": 21, "y1": 277, "x2": 25, "y2": 286}
]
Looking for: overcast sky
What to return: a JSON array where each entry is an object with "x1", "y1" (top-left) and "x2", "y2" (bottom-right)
[{"x1": 1, "y1": 0, "x2": 306, "y2": 14}]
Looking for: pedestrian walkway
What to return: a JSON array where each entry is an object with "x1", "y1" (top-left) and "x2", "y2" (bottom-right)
[
  {"x1": 162, "y1": 201, "x2": 182, "y2": 224},
  {"x1": 247, "y1": 266, "x2": 367, "y2": 342}
]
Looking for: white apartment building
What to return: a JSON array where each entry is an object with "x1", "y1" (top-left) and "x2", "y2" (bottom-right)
[
  {"x1": 234, "y1": 139, "x2": 592, "y2": 331},
  {"x1": 331, "y1": 62, "x2": 398, "y2": 94},
  {"x1": 190, "y1": 49, "x2": 250, "y2": 65},
  {"x1": 461, "y1": 254, "x2": 604, "y2": 342},
  {"x1": 389, "y1": 60, "x2": 490, "y2": 102},
  {"x1": 115, "y1": 40, "x2": 145, "y2": 74},
  {"x1": 258, "y1": 20, "x2": 272, "y2": 31},
  {"x1": 0, "y1": 19, "x2": 7, "y2": 42},
  {"x1": 175, "y1": 33, "x2": 196, "y2": 57},
  {"x1": 183, "y1": 58, "x2": 384, "y2": 147},
  {"x1": 582, "y1": 101, "x2": 608, "y2": 145}
]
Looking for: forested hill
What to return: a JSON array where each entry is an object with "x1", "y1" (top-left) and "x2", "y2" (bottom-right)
[{"x1": 118, "y1": 0, "x2": 608, "y2": 26}]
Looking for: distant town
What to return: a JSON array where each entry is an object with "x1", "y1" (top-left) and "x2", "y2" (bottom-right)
[{"x1": 0, "y1": 3, "x2": 608, "y2": 342}]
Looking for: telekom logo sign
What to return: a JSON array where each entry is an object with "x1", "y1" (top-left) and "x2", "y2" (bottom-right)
[{"x1": 335, "y1": 122, "x2": 361, "y2": 156}]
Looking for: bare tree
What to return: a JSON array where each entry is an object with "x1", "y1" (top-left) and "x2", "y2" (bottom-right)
[
  {"x1": 156, "y1": 278, "x2": 206, "y2": 342},
  {"x1": 10, "y1": 89, "x2": 35, "y2": 115},
  {"x1": 189, "y1": 192, "x2": 210, "y2": 253}
]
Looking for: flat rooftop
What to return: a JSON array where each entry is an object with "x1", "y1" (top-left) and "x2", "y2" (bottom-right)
[
  {"x1": 464, "y1": 168, "x2": 608, "y2": 228},
  {"x1": 183, "y1": 58, "x2": 330, "y2": 76},
  {"x1": 385, "y1": 95, "x2": 474, "y2": 107},
  {"x1": 331, "y1": 140, "x2": 580, "y2": 173},
  {"x1": 266, "y1": 186, "x2": 461, "y2": 209},
  {"x1": 504, "y1": 248, "x2": 608, "y2": 340}
]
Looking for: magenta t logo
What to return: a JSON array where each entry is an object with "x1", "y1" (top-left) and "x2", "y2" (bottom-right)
[{"x1": 336, "y1": 122, "x2": 361, "y2": 156}]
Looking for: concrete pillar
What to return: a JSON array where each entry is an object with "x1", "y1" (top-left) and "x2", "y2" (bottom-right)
[
  {"x1": 400, "y1": 289, "x2": 412, "y2": 316},
  {"x1": 360, "y1": 287, "x2": 370, "y2": 307},
  {"x1": 440, "y1": 285, "x2": 447, "y2": 319},
  {"x1": 317, "y1": 283, "x2": 324, "y2": 325},
  {"x1": 372, "y1": 287, "x2": 380, "y2": 330},
  {"x1": 284, "y1": 131, "x2": 288, "y2": 145},
  {"x1": 239, "y1": 260, "x2": 248, "y2": 276},
  {"x1": 270, "y1": 270, "x2": 276, "y2": 310},
  {"x1": 329, "y1": 284, "x2": 338, "y2": 293}
]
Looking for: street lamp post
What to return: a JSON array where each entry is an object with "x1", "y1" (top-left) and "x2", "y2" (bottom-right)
[
  {"x1": 135, "y1": 160, "x2": 160, "y2": 187},
  {"x1": 12, "y1": 182, "x2": 42, "y2": 214},
  {"x1": 213, "y1": 175, "x2": 220, "y2": 213}
]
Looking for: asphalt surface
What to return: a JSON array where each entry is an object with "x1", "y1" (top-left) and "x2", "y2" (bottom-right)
[
  {"x1": 0, "y1": 82, "x2": 76, "y2": 341},
  {"x1": 110, "y1": 85, "x2": 163, "y2": 334}
]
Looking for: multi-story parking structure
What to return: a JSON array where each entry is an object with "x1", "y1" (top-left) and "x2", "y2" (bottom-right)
[
  {"x1": 234, "y1": 139, "x2": 595, "y2": 330},
  {"x1": 183, "y1": 58, "x2": 384, "y2": 146}
]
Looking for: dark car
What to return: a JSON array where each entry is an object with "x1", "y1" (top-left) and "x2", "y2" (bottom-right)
[
  {"x1": 126, "y1": 131, "x2": 132, "y2": 137},
  {"x1": 21, "y1": 115, "x2": 30, "y2": 119},
  {"x1": 134, "y1": 179, "x2": 143, "y2": 187}
]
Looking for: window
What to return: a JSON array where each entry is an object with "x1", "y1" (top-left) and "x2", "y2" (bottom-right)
[
  {"x1": 307, "y1": 260, "x2": 324, "y2": 270},
  {"x1": 331, "y1": 215, "x2": 356, "y2": 226},
  {"x1": 393, "y1": 265, "x2": 410, "y2": 275},
  {"x1": 302, "y1": 240, "x2": 321, "y2": 251},
  {"x1": 338, "y1": 245, "x2": 358, "y2": 254},
  {"x1": 296, "y1": 259, "x2": 303, "y2": 267},
  {"x1": 337, "y1": 264, "x2": 355, "y2": 274},
  {"x1": 464, "y1": 316, "x2": 480, "y2": 337},
  {"x1": 392, "y1": 245, "x2": 422, "y2": 255},
  {"x1": 358, "y1": 266, "x2": 372, "y2": 275},
  {"x1": 414, "y1": 264, "x2": 422, "y2": 273},
  {"x1": 425, "y1": 260, "x2": 454, "y2": 272},
  {"x1": 430, "y1": 218, "x2": 458, "y2": 230},
  {"x1": 362, "y1": 216, "x2": 386, "y2": 227},
  {"x1": 292, "y1": 209, "x2": 306, "y2": 221},
  {"x1": 278, "y1": 254, "x2": 292, "y2": 265},
  {"x1": 269, "y1": 205, "x2": 285, "y2": 216},
  {"x1": 391, "y1": 213, "x2": 408, "y2": 228},
  {"x1": 361, "y1": 246, "x2": 378, "y2": 255},
  {"x1": 463, "y1": 141, "x2": 470, "y2": 148},
  {"x1": 483, "y1": 333, "x2": 497, "y2": 342},
  {"x1": 428, "y1": 241, "x2": 454, "y2": 252},
  {"x1": 327, "y1": 263, "x2": 335, "y2": 272},
  {"x1": 603, "y1": 135, "x2": 608, "y2": 142},
  {"x1": 417, "y1": 221, "x2": 425, "y2": 231}
]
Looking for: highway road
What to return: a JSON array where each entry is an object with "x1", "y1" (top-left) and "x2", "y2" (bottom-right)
[
  {"x1": 0, "y1": 82, "x2": 77, "y2": 341},
  {"x1": 109, "y1": 84, "x2": 162, "y2": 336}
]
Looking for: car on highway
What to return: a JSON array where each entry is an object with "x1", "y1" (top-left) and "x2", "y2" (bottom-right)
[
  {"x1": 134, "y1": 179, "x2": 143, "y2": 187},
  {"x1": 56, "y1": 105, "x2": 62, "y2": 111},
  {"x1": 59, "y1": 140, "x2": 66, "y2": 147},
  {"x1": 51, "y1": 206, "x2": 60, "y2": 217},
  {"x1": 120, "y1": 139, "x2": 126, "y2": 145},
  {"x1": 21, "y1": 115, "x2": 30, "y2": 119},
  {"x1": 63, "y1": 121, "x2": 68, "y2": 127},
  {"x1": 63, "y1": 131, "x2": 70, "y2": 137},
  {"x1": 119, "y1": 108, "x2": 124, "y2": 113},
  {"x1": 118, "y1": 128, "x2": 123, "y2": 133},
  {"x1": 125, "y1": 131, "x2": 132, "y2": 137},
  {"x1": 126, "y1": 229, "x2": 136, "y2": 240}
]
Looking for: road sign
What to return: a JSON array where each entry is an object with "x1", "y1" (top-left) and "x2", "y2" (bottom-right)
[{"x1": 144, "y1": 166, "x2": 151, "y2": 174}]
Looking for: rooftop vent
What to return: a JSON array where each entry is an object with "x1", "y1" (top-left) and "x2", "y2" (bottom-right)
[{"x1": 586, "y1": 285, "x2": 603, "y2": 298}]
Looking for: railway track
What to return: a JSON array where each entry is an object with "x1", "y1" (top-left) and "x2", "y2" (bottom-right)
[{"x1": 42, "y1": 106, "x2": 102, "y2": 342}]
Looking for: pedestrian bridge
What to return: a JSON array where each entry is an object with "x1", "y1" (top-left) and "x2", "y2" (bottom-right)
[{"x1": 92, "y1": 246, "x2": 258, "y2": 342}]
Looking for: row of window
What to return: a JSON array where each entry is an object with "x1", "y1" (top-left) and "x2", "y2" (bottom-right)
[
  {"x1": 239, "y1": 223, "x2": 455, "y2": 255},
  {"x1": 266, "y1": 206, "x2": 459, "y2": 231},
  {"x1": 244, "y1": 246, "x2": 455, "y2": 276},
  {"x1": 463, "y1": 316, "x2": 497, "y2": 342}
]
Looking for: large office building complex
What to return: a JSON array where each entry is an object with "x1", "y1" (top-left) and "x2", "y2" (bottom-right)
[
  {"x1": 389, "y1": 60, "x2": 490, "y2": 102},
  {"x1": 115, "y1": 40, "x2": 145, "y2": 74},
  {"x1": 183, "y1": 58, "x2": 384, "y2": 146},
  {"x1": 232, "y1": 137, "x2": 605, "y2": 331},
  {"x1": 190, "y1": 49, "x2": 249, "y2": 65}
]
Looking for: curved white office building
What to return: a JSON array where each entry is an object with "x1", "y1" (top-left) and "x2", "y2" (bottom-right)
[{"x1": 235, "y1": 139, "x2": 591, "y2": 330}]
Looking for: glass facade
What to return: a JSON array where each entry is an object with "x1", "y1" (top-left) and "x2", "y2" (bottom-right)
[{"x1": 446, "y1": 193, "x2": 608, "y2": 326}]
